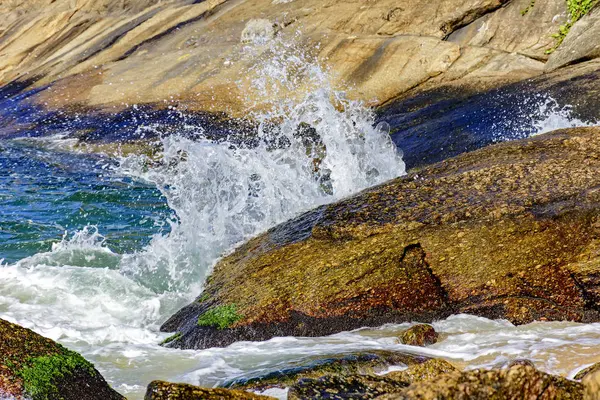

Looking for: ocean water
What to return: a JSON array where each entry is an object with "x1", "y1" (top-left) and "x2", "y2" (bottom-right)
[{"x1": 1, "y1": 38, "x2": 599, "y2": 399}]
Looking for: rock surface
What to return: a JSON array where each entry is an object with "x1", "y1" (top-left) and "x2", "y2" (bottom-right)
[
  {"x1": 145, "y1": 380, "x2": 275, "y2": 399},
  {"x1": 575, "y1": 362, "x2": 600, "y2": 381},
  {"x1": 224, "y1": 351, "x2": 428, "y2": 391},
  {"x1": 163, "y1": 126, "x2": 600, "y2": 349},
  {"x1": 378, "y1": 365, "x2": 583, "y2": 400},
  {"x1": 0, "y1": 318, "x2": 124, "y2": 400},
  {"x1": 0, "y1": 0, "x2": 595, "y2": 116},
  {"x1": 384, "y1": 359, "x2": 458, "y2": 385},
  {"x1": 398, "y1": 324, "x2": 439, "y2": 347}
]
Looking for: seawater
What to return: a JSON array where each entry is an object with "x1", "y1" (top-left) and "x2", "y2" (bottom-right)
[{"x1": 1, "y1": 38, "x2": 599, "y2": 400}]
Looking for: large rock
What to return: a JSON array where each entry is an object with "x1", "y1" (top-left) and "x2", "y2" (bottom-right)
[
  {"x1": 224, "y1": 351, "x2": 428, "y2": 391},
  {"x1": 162, "y1": 126, "x2": 600, "y2": 349},
  {"x1": 378, "y1": 365, "x2": 583, "y2": 399},
  {"x1": 0, "y1": 0, "x2": 582, "y2": 117},
  {"x1": 0, "y1": 318, "x2": 123, "y2": 400}
]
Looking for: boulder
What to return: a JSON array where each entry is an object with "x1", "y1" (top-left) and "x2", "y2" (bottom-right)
[
  {"x1": 287, "y1": 374, "x2": 408, "y2": 400},
  {"x1": 144, "y1": 380, "x2": 275, "y2": 399},
  {"x1": 583, "y1": 370, "x2": 600, "y2": 400},
  {"x1": 377, "y1": 365, "x2": 583, "y2": 399},
  {"x1": 398, "y1": 324, "x2": 439, "y2": 347},
  {"x1": 224, "y1": 351, "x2": 428, "y2": 391},
  {"x1": 162, "y1": 126, "x2": 600, "y2": 350},
  {"x1": 0, "y1": 318, "x2": 124, "y2": 400}
]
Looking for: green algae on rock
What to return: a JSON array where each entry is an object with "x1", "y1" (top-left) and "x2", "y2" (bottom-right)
[
  {"x1": 162, "y1": 127, "x2": 600, "y2": 350},
  {"x1": 144, "y1": 380, "x2": 276, "y2": 400},
  {"x1": 398, "y1": 324, "x2": 439, "y2": 347},
  {"x1": 0, "y1": 318, "x2": 124, "y2": 400},
  {"x1": 223, "y1": 351, "x2": 429, "y2": 392}
]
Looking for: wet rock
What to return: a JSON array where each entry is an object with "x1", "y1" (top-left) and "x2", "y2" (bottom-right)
[
  {"x1": 241, "y1": 19, "x2": 276, "y2": 44},
  {"x1": 398, "y1": 324, "x2": 439, "y2": 347},
  {"x1": 575, "y1": 362, "x2": 600, "y2": 381},
  {"x1": 164, "y1": 126, "x2": 600, "y2": 349},
  {"x1": 583, "y1": 370, "x2": 600, "y2": 400},
  {"x1": 505, "y1": 359, "x2": 536, "y2": 369},
  {"x1": 378, "y1": 365, "x2": 583, "y2": 400},
  {"x1": 144, "y1": 380, "x2": 276, "y2": 399},
  {"x1": 287, "y1": 374, "x2": 408, "y2": 400},
  {"x1": 0, "y1": 318, "x2": 124, "y2": 400},
  {"x1": 385, "y1": 359, "x2": 458, "y2": 385},
  {"x1": 223, "y1": 351, "x2": 428, "y2": 391}
]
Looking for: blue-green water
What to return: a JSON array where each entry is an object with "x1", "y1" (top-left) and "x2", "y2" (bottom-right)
[{"x1": 0, "y1": 138, "x2": 171, "y2": 264}]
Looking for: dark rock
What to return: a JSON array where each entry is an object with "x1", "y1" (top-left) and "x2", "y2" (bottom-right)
[
  {"x1": 0, "y1": 318, "x2": 124, "y2": 400},
  {"x1": 398, "y1": 324, "x2": 439, "y2": 347},
  {"x1": 385, "y1": 359, "x2": 458, "y2": 385},
  {"x1": 506, "y1": 359, "x2": 536, "y2": 369},
  {"x1": 224, "y1": 350, "x2": 428, "y2": 391},
  {"x1": 378, "y1": 365, "x2": 583, "y2": 400},
  {"x1": 144, "y1": 380, "x2": 275, "y2": 399},
  {"x1": 287, "y1": 374, "x2": 408, "y2": 400},
  {"x1": 164, "y1": 127, "x2": 600, "y2": 350},
  {"x1": 575, "y1": 362, "x2": 600, "y2": 381}
]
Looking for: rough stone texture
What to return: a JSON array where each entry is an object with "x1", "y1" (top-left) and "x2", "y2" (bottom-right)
[
  {"x1": 398, "y1": 324, "x2": 439, "y2": 347},
  {"x1": 546, "y1": 6, "x2": 600, "y2": 71},
  {"x1": 224, "y1": 351, "x2": 428, "y2": 391},
  {"x1": 385, "y1": 359, "x2": 458, "y2": 385},
  {"x1": 288, "y1": 374, "x2": 409, "y2": 400},
  {"x1": 377, "y1": 365, "x2": 583, "y2": 400},
  {"x1": 0, "y1": 318, "x2": 124, "y2": 400},
  {"x1": 583, "y1": 371, "x2": 600, "y2": 400},
  {"x1": 144, "y1": 380, "x2": 275, "y2": 399},
  {"x1": 575, "y1": 363, "x2": 600, "y2": 381},
  {"x1": 0, "y1": 0, "x2": 578, "y2": 116},
  {"x1": 163, "y1": 126, "x2": 600, "y2": 349}
]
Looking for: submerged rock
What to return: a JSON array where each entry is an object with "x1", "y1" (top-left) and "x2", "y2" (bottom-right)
[
  {"x1": 0, "y1": 318, "x2": 123, "y2": 400},
  {"x1": 163, "y1": 126, "x2": 600, "y2": 349},
  {"x1": 398, "y1": 324, "x2": 439, "y2": 347},
  {"x1": 224, "y1": 350, "x2": 428, "y2": 391},
  {"x1": 379, "y1": 365, "x2": 583, "y2": 400},
  {"x1": 575, "y1": 362, "x2": 600, "y2": 381},
  {"x1": 145, "y1": 380, "x2": 276, "y2": 399}
]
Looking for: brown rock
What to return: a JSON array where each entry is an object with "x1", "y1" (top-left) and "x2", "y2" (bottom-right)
[
  {"x1": 399, "y1": 324, "x2": 439, "y2": 347},
  {"x1": 583, "y1": 370, "x2": 600, "y2": 400},
  {"x1": 163, "y1": 126, "x2": 600, "y2": 350},
  {"x1": 575, "y1": 363, "x2": 600, "y2": 381},
  {"x1": 385, "y1": 359, "x2": 458, "y2": 385},
  {"x1": 144, "y1": 380, "x2": 276, "y2": 400}
]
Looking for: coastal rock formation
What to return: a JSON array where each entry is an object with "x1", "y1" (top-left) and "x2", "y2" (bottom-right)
[
  {"x1": 0, "y1": 318, "x2": 123, "y2": 400},
  {"x1": 162, "y1": 126, "x2": 600, "y2": 349},
  {"x1": 0, "y1": 0, "x2": 597, "y2": 116}
]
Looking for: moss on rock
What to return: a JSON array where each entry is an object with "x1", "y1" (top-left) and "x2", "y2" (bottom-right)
[
  {"x1": 0, "y1": 318, "x2": 123, "y2": 400},
  {"x1": 197, "y1": 304, "x2": 243, "y2": 330}
]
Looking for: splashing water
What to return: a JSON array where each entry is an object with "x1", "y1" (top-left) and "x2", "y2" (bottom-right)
[
  {"x1": 530, "y1": 96, "x2": 596, "y2": 136},
  {"x1": 118, "y1": 36, "x2": 404, "y2": 294}
]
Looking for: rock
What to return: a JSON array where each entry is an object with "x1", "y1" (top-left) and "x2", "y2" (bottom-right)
[
  {"x1": 224, "y1": 350, "x2": 428, "y2": 391},
  {"x1": 0, "y1": 318, "x2": 124, "y2": 400},
  {"x1": 505, "y1": 359, "x2": 536, "y2": 369},
  {"x1": 385, "y1": 359, "x2": 458, "y2": 385},
  {"x1": 287, "y1": 374, "x2": 408, "y2": 400},
  {"x1": 377, "y1": 365, "x2": 583, "y2": 400},
  {"x1": 546, "y1": 6, "x2": 600, "y2": 71},
  {"x1": 163, "y1": 126, "x2": 600, "y2": 350},
  {"x1": 583, "y1": 371, "x2": 600, "y2": 400},
  {"x1": 0, "y1": 0, "x2": 591, "y2": 117},
  {"x1": 398, "y1": 324, "x2": 439, "y2": 347},
  {"x1": 575, "y1": 363, "x2": 600, "y2": 381},
  {"x1": 144, "y1": 380, "x2": 276, "y2": 399},
  {"x1": 241, "y1": 19, "x2": 275, "y2": 44}
]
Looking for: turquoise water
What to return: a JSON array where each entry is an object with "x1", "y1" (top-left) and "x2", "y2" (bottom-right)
[{"x1": 0, "y1": 138, "x2": 171, "y2": 264}]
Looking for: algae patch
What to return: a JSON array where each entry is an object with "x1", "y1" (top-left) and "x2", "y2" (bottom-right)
[
  {"x1": 197, "y1": 304, "x2": 242, "y2": 329},
  {"x1": 160, "y1": 332, "x2": 182, "y2": 346},
  {"x1": 17, "y1": 350, "x2": 97, "y2": 400},
  {"x1": 547, "y1": 0, "x2": 599, "y2": 53}
]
